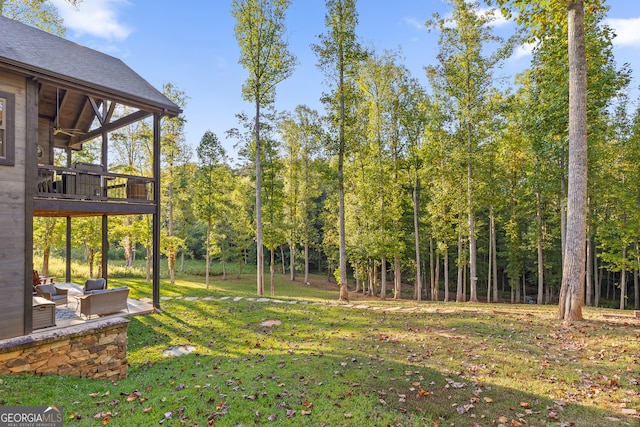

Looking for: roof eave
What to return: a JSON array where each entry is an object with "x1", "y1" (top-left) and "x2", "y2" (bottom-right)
[{"x1": 0, "y1": 59, "x2": 182, "y2": 118}]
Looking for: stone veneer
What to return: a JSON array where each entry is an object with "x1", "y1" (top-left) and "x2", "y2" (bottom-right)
[{"x1": 0, "y1": 317, "x2": 129, "y2": 379}]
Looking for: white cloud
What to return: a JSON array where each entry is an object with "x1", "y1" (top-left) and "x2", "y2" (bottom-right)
[
  {"x1": 512, "y1": 42, "x2": 534, "y2": 60},
  {"x1": 478, "y1": 6, "x2": 510, "y2": 28},
  {"x1": 404, "y1": 17, "x2": 426, "y2": 32},
  {"x1": 605, "y1": 17, "x2": 640, "y2": 47},
  {"x1": 50, "y1": 0, "x2": 132, "y2": 41}
]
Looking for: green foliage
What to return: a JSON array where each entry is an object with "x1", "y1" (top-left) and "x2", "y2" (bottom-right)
[
  {"x1": 0, "y1": 0, "x2": 73, "y2": 35},
  {"x1": 232, "y1": 0, "x2": 296, "y2": 106}
]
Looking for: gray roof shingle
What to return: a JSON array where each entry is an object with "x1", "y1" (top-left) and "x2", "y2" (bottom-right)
[{"x1": 0, "y1": 15, "x2": 181, "y2": 116}]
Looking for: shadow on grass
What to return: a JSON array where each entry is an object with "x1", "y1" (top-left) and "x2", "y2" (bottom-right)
[{"x1": 121, "y1": 298, "x2": 639, "y2": 426}]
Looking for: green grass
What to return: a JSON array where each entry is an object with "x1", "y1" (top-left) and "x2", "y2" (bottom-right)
[{"x1": 4, "y1": 265, "x2": 640, "y2": 426}]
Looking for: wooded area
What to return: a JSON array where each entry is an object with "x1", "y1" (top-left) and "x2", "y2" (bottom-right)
[{"x1": 31, "y1": 0, "x2": 640, "y2": 312}]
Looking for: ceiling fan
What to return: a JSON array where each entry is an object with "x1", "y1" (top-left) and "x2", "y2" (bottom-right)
[{"x1": 52, "y1": 87, "x2": 84, "y2": 137}]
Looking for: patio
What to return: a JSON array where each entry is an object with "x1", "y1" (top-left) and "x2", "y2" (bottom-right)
[{"x1": 43, "y1": 282, "x2": 154, "y2": 329}]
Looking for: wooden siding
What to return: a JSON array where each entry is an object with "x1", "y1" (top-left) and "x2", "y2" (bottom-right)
[{"x1": 0, "y1": 71, "x2": 27, "y2": 339}]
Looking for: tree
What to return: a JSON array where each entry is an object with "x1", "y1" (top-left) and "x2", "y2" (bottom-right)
[
  {"x1": 194, "y1": 131, "x2": 226, "y2": 288},
  {"x1": 426, "y1": 0, "x2": 515, "y2": 303},
  {"x1": 110, "y1": 107, "x2": 152, "y2": 269},
  {"x1": 312, "y1": 0, "x2": 365, "y2": 301},
  {"x1": 396, "y1": 71, "x2": 429, "y2": 301},
  {"x1": 279, "y1": 105, "x2": 324, "y2": 284},
  {"x1": 33, "y1": 217, "x2": 64, "y2": 276},
  {"x1": 0, "y1": 0, "x2": 80, "y2": 35},
  {"x1": 232, "y1": 0, "x2": 296, "y2": 296},
  {"x1": 160, "y1": 82, "x2": 189, "y2": 285}
]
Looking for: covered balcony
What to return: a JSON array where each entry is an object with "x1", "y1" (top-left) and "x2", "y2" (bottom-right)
[{"x1": 35, "y1": 163, "x2": 155, "y2": 217}]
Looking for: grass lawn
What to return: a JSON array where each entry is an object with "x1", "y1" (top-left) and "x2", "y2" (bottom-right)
[{"x1": 1, "y1": 270, "x2": 639, "y2": 426}]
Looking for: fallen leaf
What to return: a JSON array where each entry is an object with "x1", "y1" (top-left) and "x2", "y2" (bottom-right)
[
  {"x1": 520, "y1": 402, "x2": 530, "y2": 408},
  {"x1": 344, "y1": 413, "x2": 353, "y2": 418},
  {"x1": 143, "y1": 406, "x2": 152, "y2": 413},
  {"x1": 484, "y1": 397, "x2": 493, "y2": 403}
]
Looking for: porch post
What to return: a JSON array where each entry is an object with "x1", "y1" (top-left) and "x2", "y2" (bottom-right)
[
  {"x1": 65, "y1": 149, "x2": 72, "y2": 283},
  {"x1": 66, "y1": 217, "x2": 71, "y2": 282},
  {"x1": 153, "y1": 112, "x2": 161, "y2": 310},
  {"x1": 102, "y1": 215, "x2": 108, "y2": 280}
]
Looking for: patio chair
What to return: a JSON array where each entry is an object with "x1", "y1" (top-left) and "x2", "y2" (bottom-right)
[
  {"x1": 32, "y1": 269, "x2": 54, "y2": 293},
  {"x1": 35, "y1": 283, "x2": 68, "y2": 306},
  {"x1": 83, "y1": 278, "x2": 107, "y2": 294}
]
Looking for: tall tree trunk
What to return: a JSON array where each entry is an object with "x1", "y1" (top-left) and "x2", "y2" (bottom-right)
[
  {"x1": 205, "y1": 219, "x2": 211, "y2": 289},
  {"x1": 585, "y1": 233, "x2": 592, "y2": 306},
  {"x1": 413, "y1": 185, "x2": 422, "y2": 301},
  {"x1": 42, "y1": 247, "x2": 51, "y2": 278},
  {"x1": 434, "y1": 245, "x2": 440, "y2": 301},
  {"x1": 620, "y1": 246, "x2": 627, "y2": 310},
  {"x1": 634, "y1": 267, "x2": 639, "y2": 311},
  {"x1": 304, "y1": 241, "x2": 310, "y2": 285},
  {"x1": 594, "y1": 228, "x2": 600, "y2": 307},
  {"x1": 290, "y1": 241, "x2": 296, "y2": 281},
  {"x1": 443, "y1": 249, "x2": 449, "y2": 302},
  {"x1": 456, "y1": 229, "x2": 464, "y2": 302},
  {"x1": 537, "y1": 192, "x2": 544, "y2": 304},
  {"x1": 635, "y1": 241, "x2": 640, "y2": 310},
  {"x1": 380, "y1": 254, "x2": 387, "y2": 300},
  {"x1": 270, "y1": 247, "x2": 275, "y2": 297},
  {"x1": 255, "y1": 100, "x2": 264, "y2": 296},
  {"x1": 487, "y1": 213, "x2": 492, "y2": 303},
  {"x1": 337, "y1": 48, "x2": 348, "y2": 301},
  {"x1": 491, "y1": 212, "x2": 498, "y2": 302},
  {"x1": 371, "y1": 262, "x2": 377, "y2": 296},
  {"x1": 558, "y1": 0, "x2": 587, "y2": 321},
  {"x1": 394, "y1": 255, "x2": 401, "y2": 299},
  {"x1": 467, "y1": 134, "x2": 478, "y2": 302},
  {"x1": 145, "y1": 244, "x2": 152, "y2": 282}
]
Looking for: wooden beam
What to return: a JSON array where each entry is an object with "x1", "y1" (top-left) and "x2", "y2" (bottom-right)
[
  {"x1": 33, "y1": 198, "x2": 156, "y2": 217},
  {"x1": 68, "y1": 109, "x2": 151, "y2": 147},
  {"x1": 25, "y1": 79, "x2": 39, "y2": 334},
  {"x1": 89, "y1": 96, "x2": 104, "y2": 124}
]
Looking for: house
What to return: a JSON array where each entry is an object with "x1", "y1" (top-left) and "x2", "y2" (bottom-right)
[{"x1": 0, "y1": 16, "x2": 181, "y2": 341}]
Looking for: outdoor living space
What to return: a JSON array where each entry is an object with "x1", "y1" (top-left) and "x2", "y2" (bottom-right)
[{"x1": 35, "y1": 282, "x2": 153, "y2": 329}]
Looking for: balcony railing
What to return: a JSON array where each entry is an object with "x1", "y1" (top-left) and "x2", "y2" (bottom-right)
[{"x1": 36, "y1": 164, "x2": 154, "y2": 202}]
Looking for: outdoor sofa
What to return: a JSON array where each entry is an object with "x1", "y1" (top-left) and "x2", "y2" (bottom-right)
[{"x1": 77, "y1": 286, "x2": 129, "y2": 318}]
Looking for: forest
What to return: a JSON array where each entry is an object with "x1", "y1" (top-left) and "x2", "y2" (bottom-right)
[{"x1": 33, "y1": 0, "x2": 640, "y2": 312}]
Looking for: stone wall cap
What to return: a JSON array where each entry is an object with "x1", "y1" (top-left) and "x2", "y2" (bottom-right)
[{"x1": 0, "y1": 318, "x2": 130, "y2": 352}]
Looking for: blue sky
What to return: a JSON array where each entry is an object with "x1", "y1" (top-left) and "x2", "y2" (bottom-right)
[{"x1": 50, "y1": 0, "x2": 640, "y2": 160}]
